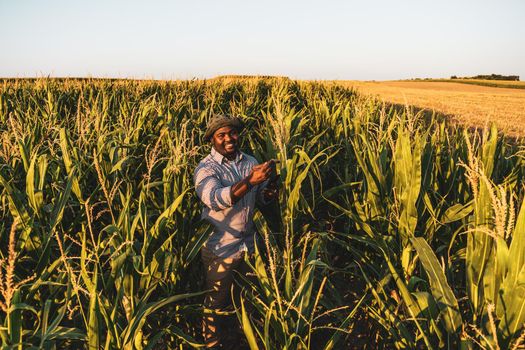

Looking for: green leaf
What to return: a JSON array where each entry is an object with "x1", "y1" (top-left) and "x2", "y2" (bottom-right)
[
  {"x1": 153, "y1": 190, "x2": 187, "y2": 235},
  {"x1": 394, "y1": 129, "x2": 422, "y2": 245},
  {"x1": 121, "y1": 290, "x2": 206, "y2": 347},
  {"x1": 507, "y1": 195, "x2": 525, "y2": 287},
  {"x1": 498, "y1": 265, "x2": 525, "y2": 340},
  {"x1": 59, "y1": 128, "x2": 83, "y2": 202},
  {"x1": 87, "y1": 265, "x2": 99, "y2": 350},
  {"x1": 8, "y1": 290, "x2": 22, "y2": 349},
  {"x1": 441, "y1": 202, "x2": 473, "y2": 224},
  {"x1": 412, "y1": 237, "x2": 462, "y2": 334},
  {"x1": 240, "y1": 297, "x2": 260, "y2": 350}
]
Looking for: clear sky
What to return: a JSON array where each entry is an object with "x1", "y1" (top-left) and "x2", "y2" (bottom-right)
[{"x1": 1, "y1": 0, "x2": 524, "y2": 80}]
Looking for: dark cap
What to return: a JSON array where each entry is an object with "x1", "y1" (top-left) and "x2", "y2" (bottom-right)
[{"x1": 204, "y1": 114, "x2": 244, "y2": 141}]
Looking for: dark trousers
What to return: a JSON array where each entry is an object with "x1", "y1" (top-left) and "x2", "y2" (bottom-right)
[{"x1": 201, "y1": 246, "x2": 251, "y2": 348}]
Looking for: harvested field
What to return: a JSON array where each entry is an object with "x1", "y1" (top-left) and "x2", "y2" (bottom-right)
[
  {"x1": 429, "y1": 79, "x2": 525, "y2": 89},
  {"x1": 343, "y1": 80, "x2": 525, "y2": 138}
]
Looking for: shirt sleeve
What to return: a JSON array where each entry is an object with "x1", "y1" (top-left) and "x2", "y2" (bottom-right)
[{"x1": 194, "y1": 164, "x2": 233, "y2": 211}]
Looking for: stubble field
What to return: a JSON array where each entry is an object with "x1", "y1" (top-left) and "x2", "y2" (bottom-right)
[{"x1": 345, "y1": 80, "x2": 525, "y2": 138}]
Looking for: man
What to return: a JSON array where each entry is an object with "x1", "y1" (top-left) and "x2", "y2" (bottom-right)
[{"x1": 194, "y1": 114, "x2": 278, "y2": 348}]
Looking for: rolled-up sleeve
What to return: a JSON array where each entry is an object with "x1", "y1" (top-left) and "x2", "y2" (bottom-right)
[{"x1": 194, "y1": 165, "x2": 232, "y2": 211}]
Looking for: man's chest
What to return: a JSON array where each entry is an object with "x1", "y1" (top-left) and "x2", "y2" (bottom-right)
[{"x1": 211, "y1": 162, "x2": 253, "y2": 186}]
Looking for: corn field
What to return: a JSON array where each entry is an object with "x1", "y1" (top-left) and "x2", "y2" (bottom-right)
[{"x1": 1, "y1": 77, "x2": 525, "y2": 349}]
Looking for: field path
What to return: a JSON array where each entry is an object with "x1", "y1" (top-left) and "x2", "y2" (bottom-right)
[{"x1": 342, "y1": 81, "x2": 525, "y2": 138}]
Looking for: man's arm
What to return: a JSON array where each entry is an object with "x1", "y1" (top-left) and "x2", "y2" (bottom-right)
[
  {"x1": 231, "y1": 161, "x2": 274, "y2": 204},
  {"x1": 194, "y1": 166, "x2": 234, "y2": 211},
  {"x1": 194, "y1": 160, "x2": 274, "y2": 211}
]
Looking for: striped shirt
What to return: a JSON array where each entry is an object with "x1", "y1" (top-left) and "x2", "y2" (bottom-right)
[{"x1": 194, "y1": 147, "x2": 268, "y2": 258}]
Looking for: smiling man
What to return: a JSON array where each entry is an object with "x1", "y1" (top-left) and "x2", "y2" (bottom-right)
[{"x1": 194, "y1": 114, "x2": 278, "y2": 348}]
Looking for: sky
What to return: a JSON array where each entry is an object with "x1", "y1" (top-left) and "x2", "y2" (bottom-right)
[{"x1": 1, "y1": 0, "x2": 524, "y2": 81}]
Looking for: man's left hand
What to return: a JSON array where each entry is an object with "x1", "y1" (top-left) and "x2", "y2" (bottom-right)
[{"x1": 262, "y1": 181, "x2": 279, "y2": 201}]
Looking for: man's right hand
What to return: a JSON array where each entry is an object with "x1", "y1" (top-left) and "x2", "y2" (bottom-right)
[
  {"x1": 247, "y1": 160, "x2": 276, "y2": 185},
  {"x1": 232, "y1": 160, "x2": 278, "y2": 204}
]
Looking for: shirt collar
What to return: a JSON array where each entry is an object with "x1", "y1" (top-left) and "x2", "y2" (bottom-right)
[{"x1": 211, "y1": 147, "x2": 243, "y2": 164}]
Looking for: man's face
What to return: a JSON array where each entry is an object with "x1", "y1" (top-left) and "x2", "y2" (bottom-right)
[{"x1": 211, "y1": 126, "x2": 239, "y2": 158}]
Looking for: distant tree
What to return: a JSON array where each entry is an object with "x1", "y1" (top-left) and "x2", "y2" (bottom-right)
[
  {"x1": 472, "y1": 74, "x2": 519, "y2": 81},
  {"x1": 451, "y1": 74, "x2": 519, "y2": 81}
]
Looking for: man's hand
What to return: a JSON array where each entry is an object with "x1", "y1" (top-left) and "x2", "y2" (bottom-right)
[
  {"x1": 262, "y1": 180, "x2": 279, "y2": 201},
  {"x1": 247, "y1": 160, "x2": 279, "y2": 186},
  {"x1": 260, "y1": 159, "x2": 280, "y2": 202},
  {"x1": 232, "y1": 159, "x2": 280, "y2": 204}
]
